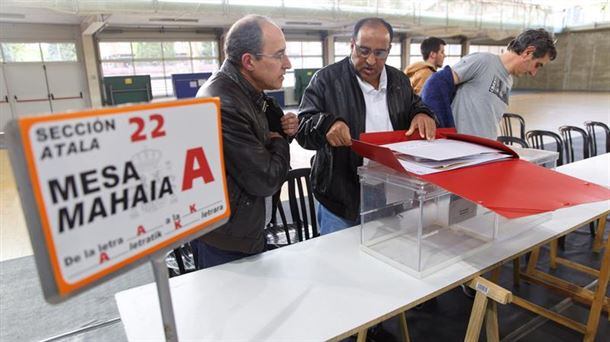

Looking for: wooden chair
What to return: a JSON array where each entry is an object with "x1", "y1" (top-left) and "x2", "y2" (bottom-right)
[
  {"x1": 501, "y1": 113, "x2": 526, "y2": 140},
  {"x1": 584, "y1": 121, "x2": 610, "y2": 156}
]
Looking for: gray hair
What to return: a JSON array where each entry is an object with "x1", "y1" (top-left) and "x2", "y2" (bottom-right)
[
  {"x1": 507, "y1": 28, "x2": 557, "y2": 60},
  {"x1": 225, "y1": 15, "x2": 271, "y2": 66}
]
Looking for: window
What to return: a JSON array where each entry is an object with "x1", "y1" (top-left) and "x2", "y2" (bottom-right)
[
  {"x1": 470, "y1": 45, "x2": 505, "y2": 55},
  {"x1": 386, "y1": 42, "x2": 401, "y2": 70},
  {"x1": 283, "y1": 41, "x2": 323, "y2": 88},
  {"x1": 444, "y1": 44, "x2": 463, "y2": 67},
  {"x1": 334, "y1": 41, "x2": 351, "y2": 63},
  {"x1": 0, "y1": 42, "x2": 77, "y2": 62},
  {"x1": 98, "y1": 40, "x2": 219, "y2": 98},
  {"x1": 408, "y1": 42, "x2": 462, "y2": 67}
]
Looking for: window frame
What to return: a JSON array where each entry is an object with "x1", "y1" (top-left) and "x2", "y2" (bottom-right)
[{"x1": 98, "y1": 40, "x2": 219, "y2": 98}]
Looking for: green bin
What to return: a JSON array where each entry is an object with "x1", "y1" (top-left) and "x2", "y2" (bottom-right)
[
  {"x1": 103, "y1": 75, "x2": 152, "y2": 106},
  {"x1": 294, "y1": 68, "x2": 319, "y2": 106}
]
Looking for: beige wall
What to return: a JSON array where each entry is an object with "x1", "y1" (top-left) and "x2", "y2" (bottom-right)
[{"x1": 513, "y1": 28, "x2": 610, "y2": 91}]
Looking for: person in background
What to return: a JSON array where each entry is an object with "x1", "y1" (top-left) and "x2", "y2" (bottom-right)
[
  {"x1": 449, "y1": 28, "x2": 557, "y2": 140},
  {"x1": 192, "y1": 15, "x2": 298, "y2": 269},
  {"x1": 420, "y1": 65, "x2": 456, "y2": 128},
  {"x1": 404, "y1": 37, "x2": 446, "y2": 94},
  {"x1": 296, "y1": 17, "x2": 437, "y2": 236}
]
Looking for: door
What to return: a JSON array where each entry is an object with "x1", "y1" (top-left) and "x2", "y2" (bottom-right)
[
  {"x1": 3, "y1": 63, "x2": 52, "y2": 117},
  {"x1": 45, "y1": 62, "x2": 88, "y2": 112},
  {"x1": 0, "y1": 66, "x2": 15, "y2": 132}
]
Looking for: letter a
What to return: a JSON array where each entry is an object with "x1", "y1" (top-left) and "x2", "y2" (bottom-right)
[
  {"x1": 137, "y1": 225, "x2": 146, "y2": 236},
  {"x1": 99, "y1": 252, "x2": 110, "y2": 264},
  {"x1": 181, "y1": 147, "x2": 214, "y2": 191}
]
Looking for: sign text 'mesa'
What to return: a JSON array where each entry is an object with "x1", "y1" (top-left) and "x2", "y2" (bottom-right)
[{"x1": 47, "y1": 144, "x2": 215, "y2": 234}]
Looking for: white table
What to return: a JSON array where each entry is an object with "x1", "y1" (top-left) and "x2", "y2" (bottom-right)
[
  {"x1": 555, "y1": 153, "x2": 610, "y2": 188},
  {"x1": 115, "y1": 156, "x2": 610, "y2": 341}
]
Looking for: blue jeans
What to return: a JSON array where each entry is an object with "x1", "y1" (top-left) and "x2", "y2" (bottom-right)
[
  {"x1": 191, "y1": 239, "x2": 256, "y2": 269},
  {"x1": 317, "y1": 203, "x2": 360, "y2": 235}
]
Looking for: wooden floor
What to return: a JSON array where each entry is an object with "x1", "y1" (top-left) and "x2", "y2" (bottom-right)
[{"x1": 1, "y1": 91, "x2": 609, "y2": 262}]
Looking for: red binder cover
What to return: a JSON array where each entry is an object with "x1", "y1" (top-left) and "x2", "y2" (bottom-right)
[{"x1": 352, "y1": 129, "x2": 610, "y2": 218}]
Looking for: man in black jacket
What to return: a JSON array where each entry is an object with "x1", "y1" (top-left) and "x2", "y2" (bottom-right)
[
  {"x1": 296, "y1": 17, "x2": 436, "y2": 235},
  {"x1": 193, "y1": 15, "x2": 298, "y2": 268}
]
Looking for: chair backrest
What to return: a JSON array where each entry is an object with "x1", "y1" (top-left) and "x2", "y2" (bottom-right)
[
  {"x1": 526, "y1": 130, "x2": 564, "y2": 166},
  {"x1": 559, "y1": 125, "x2": 590, "y2": 163},
  {"x1": 500, "y1": 113, "x2": 526, "y2": 140},
  {"x1": 497, "y1": 136, "x2": 529, "y2": 148},
  {"x1": 266, "y1": 187, "x2": 292, "y2": 247},
  {"x1": 286, "y1": 168, "x2": 319, "y2": 242},
  {"x1": 265, "y1": 167, "x2": 318, "y2": 248},
  {"x1": 168, "y1": 244, "x2": 197, "y2": 277},
  {"x1": 584, "y1": 121, "x2": 610, "y2": 156}
]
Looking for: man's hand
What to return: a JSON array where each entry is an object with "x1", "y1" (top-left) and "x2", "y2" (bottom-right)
[
  {"x1": 406, "y1": 113, "x2": 436, "y2": 140},
  {"x1": 281, "y1": 112, "x2": 298, "y2": 137},
  {"x1": 326, "y1": 121, "x2": 352, "y2": 147}
]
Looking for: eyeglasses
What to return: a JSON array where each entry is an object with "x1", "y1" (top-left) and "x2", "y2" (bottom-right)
[
  {"x1": 354, "y1": 44, "x2": 390, "y2": 59},
  {"x1": 255, "y1": 51, "x2": 286, "y2": 61}
]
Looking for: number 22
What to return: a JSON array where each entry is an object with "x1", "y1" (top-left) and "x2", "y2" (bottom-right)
[{"x1": 129, "y1": 114, "x2": 166, "y2": 142}]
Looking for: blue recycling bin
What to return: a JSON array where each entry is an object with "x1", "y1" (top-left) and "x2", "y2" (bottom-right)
[
  {"x1": 265, "y1": 90, "x2": 285, "y2": 108},
  {"x1": 171, "y1": 72, "x2": 213, "y2": 98}
]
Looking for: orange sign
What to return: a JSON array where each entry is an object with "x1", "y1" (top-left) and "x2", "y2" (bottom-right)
[{"x1": 9, "y1": 98, "x2": 229, "y2": 300}]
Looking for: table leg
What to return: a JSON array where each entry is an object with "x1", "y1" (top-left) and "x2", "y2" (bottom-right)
[
  {"x1": 513, "y1": 257, "x2": 521, "y2": 286},
  {"x1": 550, "y1": 239, "x2": 558, "y2": 269},
  {"x1": 485, "y1": 302, "x2": 499, "y2": 342},
  {"x1": 525, "y1": 247, "x2": 540, "y2": 275},
  {"x1": 464, "y1": 291, "x2": 488, "y2": 342},
  {"x1": 464, "y1": 277, "x2": 513, "y2": 341},
  {"x1": 355, "y1": 328, "x2": 367, "y2": 342},
  {"x1": 399, "y1": 312, "x2": 411, "y2": 342},
  {"x1": 593, "y1": 214, "x2": 607, "y2": 253},
  {"x1": 584, "y1": 219, "x2": 610, "y2": 342}
]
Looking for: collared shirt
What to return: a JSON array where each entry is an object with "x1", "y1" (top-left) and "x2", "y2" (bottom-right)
[{"x1": 356, "y1": 66, "x2": 393, "y2": 133}]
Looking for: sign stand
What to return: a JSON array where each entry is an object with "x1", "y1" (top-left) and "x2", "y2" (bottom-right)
[
  {"x1": 6, "y1": 98, "x2": 229, "y2": 341},
  {"x1": 151, "y1": 256, "x2": 178, "y2": 342}
]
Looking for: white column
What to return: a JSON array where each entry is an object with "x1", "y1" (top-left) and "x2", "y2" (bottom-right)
[{"x1": 81, "y1": 19, "x2": 105, "y2": 107}]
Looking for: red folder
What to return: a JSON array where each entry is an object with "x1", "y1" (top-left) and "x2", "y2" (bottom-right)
[{"x1": 352, "y1": 129, "x2": 610, "y2": 218}]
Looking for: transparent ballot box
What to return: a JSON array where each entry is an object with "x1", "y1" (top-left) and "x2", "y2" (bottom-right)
[
  {"x1": 358, "y1": 162, "x2": 550, "y2": 278},
  {"x1": 512, "y1": 147, "x2": 559, "y2": 169}
]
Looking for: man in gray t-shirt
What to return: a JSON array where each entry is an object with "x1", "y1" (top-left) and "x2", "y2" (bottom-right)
[
  {"x1": 452, "y1": 53, "x2": 512, "y2": 139},
  {"x1": 450, "y1": 29, "x2": 557, "y2": 140}
]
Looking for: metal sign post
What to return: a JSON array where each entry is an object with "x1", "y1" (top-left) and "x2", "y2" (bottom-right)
[{"x1": 151, "y1": 256, "x2": 178, "y2": 342}]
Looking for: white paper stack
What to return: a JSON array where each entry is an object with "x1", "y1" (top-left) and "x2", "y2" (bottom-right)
[{"x1": 383, "y1": 139, "x2": 511, "y2": 175}]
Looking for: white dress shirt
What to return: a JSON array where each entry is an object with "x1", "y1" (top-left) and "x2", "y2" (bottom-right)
[{"x1": 356, "y1": 66, "x2": 393, "y2": 133}]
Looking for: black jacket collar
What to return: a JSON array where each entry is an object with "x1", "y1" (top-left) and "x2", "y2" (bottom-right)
[{"x1": 220, "y1": 60, "x2": 267, "y2": 112}]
